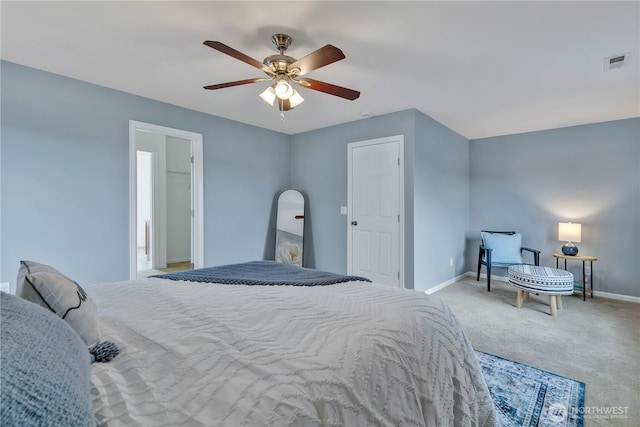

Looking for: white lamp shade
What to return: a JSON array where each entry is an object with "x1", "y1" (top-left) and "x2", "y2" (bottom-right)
[
  {"x1": 288, "y1": 90, "x2": 304, "y2": 108},
  {"x1": 259, "y1": 86, "x2": 276, "y2": 105},
  {"x1": 558, "y1": 222, "x2": 581, "y2": 243}
]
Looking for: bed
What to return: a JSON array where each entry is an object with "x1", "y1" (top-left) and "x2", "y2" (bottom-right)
[{"x1": 4, "y1": 260, "x2": 498, "y2": 426}]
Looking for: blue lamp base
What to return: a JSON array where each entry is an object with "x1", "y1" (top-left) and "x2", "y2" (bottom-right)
[{"x1": 562, "y1": 243, "x2": 578, "y2": 256}]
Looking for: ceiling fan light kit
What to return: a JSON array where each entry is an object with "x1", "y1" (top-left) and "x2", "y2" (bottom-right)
[
  {"x1": 259, "y1": 85, "x2": 304, "y2": 108},
  {"x1": 203, "y1": 33, "x2": 360, "y2": 120}
]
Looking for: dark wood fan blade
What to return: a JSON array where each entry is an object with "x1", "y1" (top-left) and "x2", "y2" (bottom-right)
[
  {"x1": 288, "y1": 45, "x2": 345, "y2": 76},
  {"x1": 297, "y1": 78, "x2": 360, "y2": 100},
  {"x1": 203, "y1": 78, "x2": 268, "y2": 90},
  {"x1": 203, "y1": 41, "x2": 274, "y2": 74}
]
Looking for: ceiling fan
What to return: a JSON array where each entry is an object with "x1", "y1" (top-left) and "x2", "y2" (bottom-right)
[{"x1": 203, "y1": 34, "x2": 360, "y2": 112}]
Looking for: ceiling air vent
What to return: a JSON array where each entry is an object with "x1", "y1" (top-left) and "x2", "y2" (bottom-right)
[{"x1": 604, "y1": 52, "x2": 630, "y2": 71}]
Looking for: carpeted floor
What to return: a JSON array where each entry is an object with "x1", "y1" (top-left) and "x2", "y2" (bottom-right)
[
  {"x1": 160, "y1": 261, "x2": 192, "y2": 273},
  {"x1": 435, "y1": 276, "x2": 639, "y2": 427},
  {"x1": 137, "y1": 261, "x2": 191, "y2": 279}
]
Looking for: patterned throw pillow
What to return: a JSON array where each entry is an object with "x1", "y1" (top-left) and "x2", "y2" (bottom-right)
[
  {"x1": 21, "y1": 271, "x2": 101, "y2": 348},
  {"x1": 16, "y1": 260, "x2": 64, "y2": 297}
]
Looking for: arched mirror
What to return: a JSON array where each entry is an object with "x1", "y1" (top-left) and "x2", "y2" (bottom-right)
[{"x1": 275, "y1": 190, "x2": 305, "y2": 266}]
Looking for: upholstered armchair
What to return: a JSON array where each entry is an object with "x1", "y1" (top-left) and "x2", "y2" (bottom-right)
[{"x1": 477, "y1": 231, "x2": 540, "y2": 291}]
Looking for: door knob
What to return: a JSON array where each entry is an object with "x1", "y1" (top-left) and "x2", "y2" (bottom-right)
[{"x1": 351, "y1": 221, "x2": 358, "y2": 226}]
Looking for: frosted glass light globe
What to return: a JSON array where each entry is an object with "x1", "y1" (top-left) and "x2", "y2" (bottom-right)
[{"x1": 274, "y1": 80, "x2": 293, "y2": 99}]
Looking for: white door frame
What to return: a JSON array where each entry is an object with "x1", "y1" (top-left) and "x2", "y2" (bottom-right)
[
  {"x1": 129, "y1": 120, "x2": 204, "y2": 279},
  {"x1": 347, "y1": 135, "x2": 405, "y2": 287}
]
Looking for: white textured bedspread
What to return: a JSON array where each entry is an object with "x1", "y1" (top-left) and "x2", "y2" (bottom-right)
[{"x1": 89, "y1": 279, "x2": 497, "y2": 426}]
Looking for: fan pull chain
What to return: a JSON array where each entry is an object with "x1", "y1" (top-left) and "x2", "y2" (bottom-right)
[{"x1": 280, "y1": 98, "x2": 285, "y2": 122}]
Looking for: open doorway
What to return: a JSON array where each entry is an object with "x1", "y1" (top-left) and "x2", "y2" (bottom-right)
[
  {"x1": 129, "y1": 121, "x2": 204, "y2": 280},
  {"x1": 137, "y1": 151, "x2": 153, "y2": 272}
]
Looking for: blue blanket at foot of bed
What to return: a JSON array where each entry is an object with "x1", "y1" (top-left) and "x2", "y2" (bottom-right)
[{"x1": 150, "y1": 260, "x2": 371, "y2": 286}]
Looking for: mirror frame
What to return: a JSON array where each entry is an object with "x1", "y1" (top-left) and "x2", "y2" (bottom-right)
[{"x1": 275, "y1": 190, "x2": 305, "y2": 266}]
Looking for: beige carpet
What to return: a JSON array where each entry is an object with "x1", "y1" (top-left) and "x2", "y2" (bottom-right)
[
  {"x1": 137, "y1": 261, "x2": 192, "y2": 279},
  {"x1": 160, "y1": 261, "x2": 192, "y2": 273},
  {"x1": 434, "y1": 276, "x2": 639, "y2": 427}
]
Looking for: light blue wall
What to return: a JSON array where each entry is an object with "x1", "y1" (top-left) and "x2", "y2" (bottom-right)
[
  {"x1": 289, "y1": 109, "x2": 470, "y2": 292},
  {"x1": 3, "y1": 62, "x2": 638, "y2": 297},
  {"x1": 414, "y1": 111, "x2": 470, "y2": 291},
  {"x1": 290, "y1": 110, "x2": 416, "y2": 288},
  {"x1": 468, "y1": 118, "x2": 640, "y2": 297},
  {"x1": 1, "y1": 61, "x2": 290, "y2": 286}
]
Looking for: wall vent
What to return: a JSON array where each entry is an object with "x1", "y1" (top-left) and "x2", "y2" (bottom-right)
[{"x1": 604, "y1": 52, "x2": 631, "y2": 71}]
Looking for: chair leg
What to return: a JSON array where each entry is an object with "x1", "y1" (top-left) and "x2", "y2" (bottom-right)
[
  {"x1": 486, "y1": 265, "x2": 491, "y2": 292},
  {"x1": 477, "y1": 251, "x2": 482, "y2": 282}
]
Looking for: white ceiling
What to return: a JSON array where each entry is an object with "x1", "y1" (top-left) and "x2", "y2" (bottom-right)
[{"x1": 2, "y1": 1, "x2": 638, "y2": 139}]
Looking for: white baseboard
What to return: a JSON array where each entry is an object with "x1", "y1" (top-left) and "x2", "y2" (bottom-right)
[
  {"x1": 424, "y1": 273, "x2": 472, "y2": 295},
  {"x1": 592, "y1": 290, "x2": 640, "y2": 303},
  {"x1": 426, "y1": 271, "x2": 639, "y2": 303}
]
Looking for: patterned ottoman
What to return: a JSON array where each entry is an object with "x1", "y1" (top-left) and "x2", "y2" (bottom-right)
[{"x1": 508, "y1": 265, "x2": 574, "y2": 317}]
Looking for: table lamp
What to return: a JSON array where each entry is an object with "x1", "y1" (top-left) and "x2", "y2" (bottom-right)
[{"x1": 558, "y1": 222, "x2": 581, "y2": 256}]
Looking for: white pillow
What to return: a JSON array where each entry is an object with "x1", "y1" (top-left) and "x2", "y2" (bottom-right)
[
  {"x1": 481, "y1": 232, "x2": 523, "y2": 264},
  {"x1": 16, "y1": 260, "x2": 64, "y2": 297},
  {"x1": 20, "y1": 268, "x2": 100, "y2": 348}
]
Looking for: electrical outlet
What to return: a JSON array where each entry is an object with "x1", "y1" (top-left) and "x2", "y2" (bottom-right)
[
  {"x1": 449, "y1": 258, "x2": 454, "y2": 267},
  {"x1": 0, "y1": 282, "x2": 10, "y2": 293},
  {"x1": 585, "y1": 266, "x2": 591, "y2": 275}
]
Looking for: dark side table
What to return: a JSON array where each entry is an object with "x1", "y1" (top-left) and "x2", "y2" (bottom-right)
[{"x1": 553, "y1": 253, "x2": 597, "y2": 301}]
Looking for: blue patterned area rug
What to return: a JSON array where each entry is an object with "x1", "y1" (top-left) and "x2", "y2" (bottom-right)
[{"x1": 475, "y1": 351, "x2": 585, "y2": 427}]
